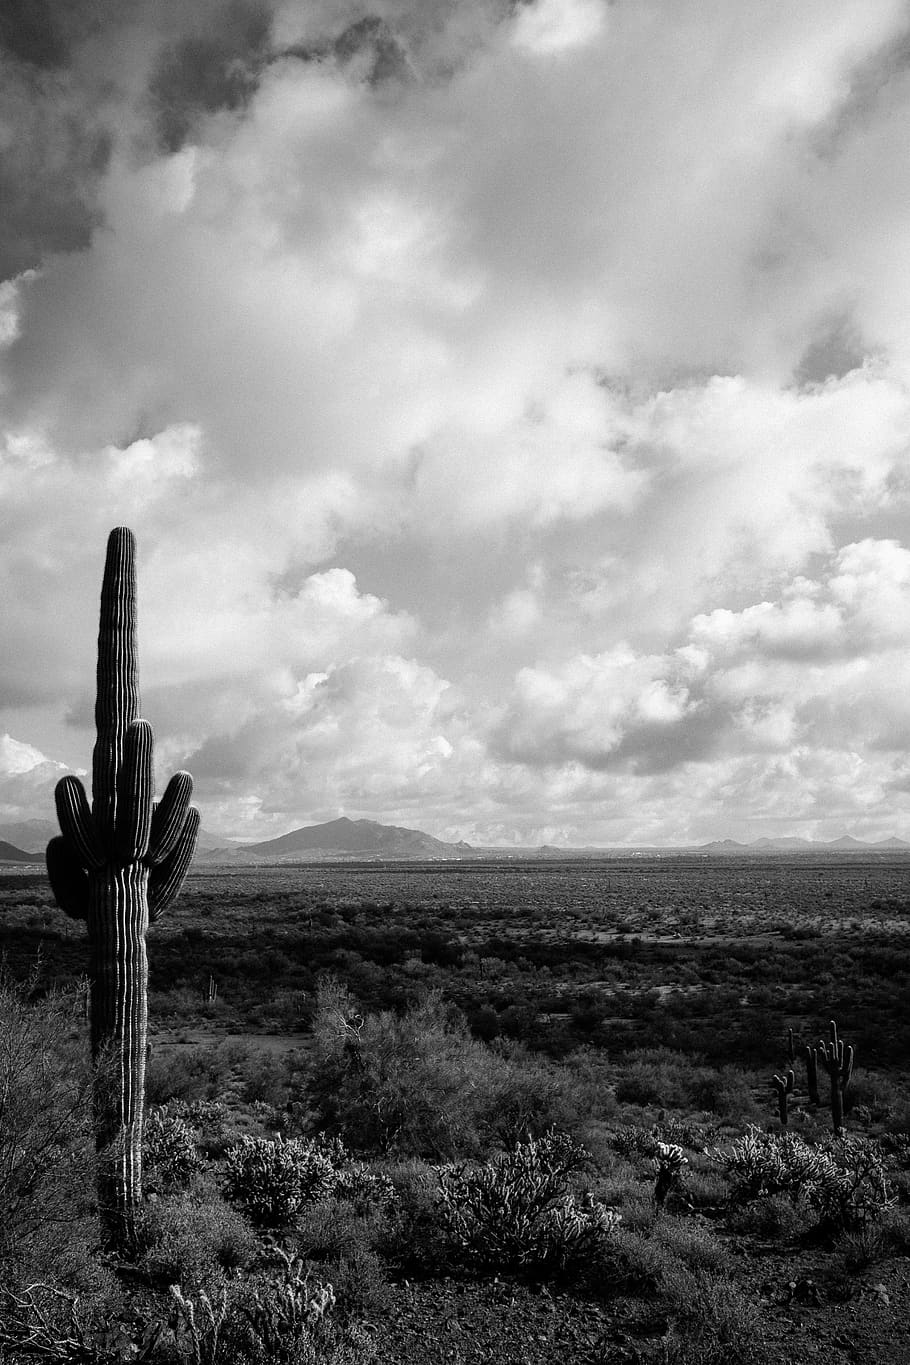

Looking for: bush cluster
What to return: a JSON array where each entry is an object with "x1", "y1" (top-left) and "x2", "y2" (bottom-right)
[
  {"x1": 717, "y1": 1127, "x2": 894, "y2": 1230},
  {"x1": 306, "y1": 979, "x2": 581, "y2": 1158},
  {"x1": 437, "y1": 1129, "x2": 621, "y2": 1277},
  {"x1": 223, "y1": 1134, "x2": 339, "y2": 1226}
]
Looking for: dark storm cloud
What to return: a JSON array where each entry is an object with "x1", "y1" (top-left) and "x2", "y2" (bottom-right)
[
  {"x1": 0, "y1": 0, "x2": 112, "y2": 69},
  {"x1": 148, "y1": 1, "x2": 274, "y2": 152},
  {"x1": 0, "y1": 0, "x2": 136, "y2": 277},
  {"x1": 0, "y1": 70, "x2": 111, "y2": 279}
]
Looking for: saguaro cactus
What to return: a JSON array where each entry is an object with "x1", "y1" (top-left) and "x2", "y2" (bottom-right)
[
  {"x1": 45, "y1": 528, "x2": 199, "y2": 1243},
  {"x1": 818, "y1": 1019, "x2": 854, "y2": 1134},
  {"x1": 804, "y1": 1043, "x2": 821, "y2": 1106},
  {"x1": 771, "y1": 1068, "x2": 795, "y2": 1127}
]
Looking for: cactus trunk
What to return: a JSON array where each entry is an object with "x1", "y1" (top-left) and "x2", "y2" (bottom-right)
[
  {"x1": 88, "y1": 867, "x2": 150, "y2": 1236},
  {"x1": 46, "y1": 528, "x2": 199, "y2": 1247}
]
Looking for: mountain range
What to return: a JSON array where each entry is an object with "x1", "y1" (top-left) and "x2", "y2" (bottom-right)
[
  {"x1": 0, "y1": 816, "x2": 908, "y2": 864},
  {"x1": 698, "y1": 835, "x2": 910, "y2": 854}
]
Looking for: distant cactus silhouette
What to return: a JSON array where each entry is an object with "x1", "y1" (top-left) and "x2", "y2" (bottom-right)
[{"x1": 46, "y1": 527, "x2": 199, "y2": 1243}]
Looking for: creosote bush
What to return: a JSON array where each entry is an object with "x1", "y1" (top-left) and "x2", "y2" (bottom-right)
[
  {"x1": 134, "y1": 1189, "x2": 260, "y2": 1290},
  {"x1": 0, "y1": 978, "x2": 101, "y2": 1283}
]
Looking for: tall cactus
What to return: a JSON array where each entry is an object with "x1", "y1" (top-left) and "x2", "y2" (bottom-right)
[
  {"x1": 45, "y1": 528, "x2": 199, "y2": 1244},
  {"x1": 818, "y1": 1018, "x2": 854, "y2": 1134}
]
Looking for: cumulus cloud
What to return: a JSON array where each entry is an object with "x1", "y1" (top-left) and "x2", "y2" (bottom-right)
[
  {"x1": 3, "y1": 0, "x2": 910, "y2": 842},
  {"x1": 0, "y1": 733, "x2": 68, "y2": 824},
  {"x1": 492, "y1": 537, "x2": 910, "y2": 837}
]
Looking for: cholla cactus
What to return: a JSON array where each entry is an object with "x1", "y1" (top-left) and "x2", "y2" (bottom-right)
[
  {"x1": 223, "y1": 1134, "x2": 338, "y2": 1225},
  {"x1": 437, "y1": 1130, "x2": 616, "y2": 1275},
  {"x1": 45, "y1": 528, "x2": 199, "y2": 1243},
  {"x1": 169, "y1": 1285, "x2": 228, "y2": 1365},
  {"x1": 651, "y1": 1141, "x2": 687, "y2": 1207}
]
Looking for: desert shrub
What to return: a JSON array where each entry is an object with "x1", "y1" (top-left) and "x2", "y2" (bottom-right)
[
  {"x1": 135, "y1": 1190, "x2": 259, "y2": 1290},
  {"x1": 306, "y1": 979, "x2": 579, "y2": 1159},
  {"x1": 683, "y1": 1166, "x2": 729, "y2": 1211},
  {"x1": 145, "y1": 1041, "x2": 241, "y2": 1106},
  {"x1": 292, "y1": 1200, "x2": 379, "y2": 1266},
  {"x1": 144, "y1": 1106, "x2": 203, "y2": 1190},
  {"x1": 726, "y1": 1192, "x2": 812, "y2": 1239},
  {"x1": 689, "y1": 1067, "x2": 758, "y2": 1122},
  {"x1": 614, "y1": 1051, "x2": 758, "y2": 1123},
  {"x1": 837, "y1": 1222, "x2": 890, "y2": 1270},
  {"x1": 223, "y1": 1135, "x2": 337, "y2": 1226},
  {"x1": 480, "y1": 1039, "x2": 582, "y2": 1147},
  {"x1": 326, "y1": 1245, "x2": 392, "y2": 1321},
  {"x1": 656, "y1": 1270, "x2": 762, "y2": 1364},
  {"x1": 0, "y1": 979, "x2": 100, "y2": 1283},
  {"x1": 610, "y1": 1215, "x2": 731, "y2": 1297},
  {"x1": 844, "y1": 1072, "x2": 904, "y2": 1123},
  {"x1": 610, "y1": 1226, "x2": 672, "y2": 1291},
  {"x1": 605, "y1": 1123, "x2": 661, "y2": 1160},
  {"x1": 615, "y1": 1050, "x2": 691, "y2": 1107},
  {"x1": 0, "y1": 1282, "x2": 159, "y2": 1365},
  {"x1": 649, "y1": 1215, "x2": 732, "y2": 1275},
  {"x1": 241, "y1": 1050, "x2": 297, "y2": 1109},
  {"x1": 378, "y1": 1160, "x2": 450, "y2": 1274},
  {"x1": 437, "y1": 1130, "x2": 620, "y2": 1278},
  {"x1": 654, "y1": 1118, "x2": 721, "y2": 1150}
]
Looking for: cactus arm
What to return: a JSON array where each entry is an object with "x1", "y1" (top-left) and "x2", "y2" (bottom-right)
[
  {"x1": 45, "y1": 837, "x2": 90, "y2": 920},
  {"x1": 92, "y1": 527, "x2": 139, "y2": 848},
  {"x1": 115, "y1": 720, "x2": 154, "y2": 862},
  {"x1": 149, "y1": 808, "x2": 200, "y2": 922},
  {"x1": 55, "y1": 776, "x2": 105, "y2": 870},
  {"x1": 148, "y1": 772, "x2": 194, "y2": 865},
  {"x1": 842, "y1": 1043, "x2": 854, "y2": 1097}
]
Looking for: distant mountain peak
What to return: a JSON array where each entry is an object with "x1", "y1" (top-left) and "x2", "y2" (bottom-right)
[{"x1": 232, "y1": 817, "x2": 473, "y2": 862}]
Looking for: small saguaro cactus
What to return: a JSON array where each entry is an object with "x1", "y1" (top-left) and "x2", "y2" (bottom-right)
[
  {"x1": 818, "y1": 1018, "x2": 854, "y2": 1134},
  {"x1": 804, "y1": 1043, "x2": 821, "y2": 1106},
  {"x1": 45, "y1": 528, "x2": 199, "y2": 1243},
  {"x1": 771, "y1": 1068, "x2": 795, "y2": 1127}
]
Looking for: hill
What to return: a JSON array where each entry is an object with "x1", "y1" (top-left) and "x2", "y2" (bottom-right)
[
  {"x1": 0, "y1": 840, "x2": 36, "y2": 862},
  {"x1": 235, "y1": 816, "x2": 472, "y2": 861}
]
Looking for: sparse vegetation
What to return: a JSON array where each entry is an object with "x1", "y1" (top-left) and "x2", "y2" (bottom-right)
[{"x1": 1, "y1": 855, "x2": 909, "y2": 1362}]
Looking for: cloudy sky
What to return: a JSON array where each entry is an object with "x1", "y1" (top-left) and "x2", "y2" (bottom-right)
[{"x1": 2, "y1": 0, "x2": 910, "y2": 847}]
